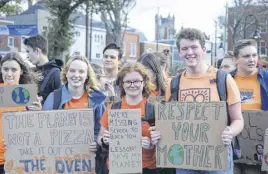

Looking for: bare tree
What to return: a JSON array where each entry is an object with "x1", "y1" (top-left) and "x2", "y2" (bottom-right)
[
  {"x1": 99, "y1": 0, "x2": 136, "y2": 46},
  {"x1": 227, "y1": 0, "x2": 268, "y2": 46}
]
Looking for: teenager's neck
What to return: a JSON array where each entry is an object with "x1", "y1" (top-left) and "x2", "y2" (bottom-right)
[
  {"x1": 125, "y1": 94, "x2": 143, "y2": 105},
  {"x1": 37, "y1": 55, "x2": 49, "y2": 66},
  {"x1": 185, "y1": 64, "x2": 209, "y2": 77},
  {"x1": 68, "y1": 84, "x2": 85, "y2": 99},
  {"x1": 237, "y1": 67, "x2": 257, "y2": 77},
  {"x1": 105, "y1": 68, "x2": 118, "y2": 81}
]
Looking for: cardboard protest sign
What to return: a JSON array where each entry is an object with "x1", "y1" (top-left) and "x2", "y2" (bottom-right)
[
  {"x1": 0, "y1": 84, "x2": 37, "y2": 108},
  {"x1": 3, "y1": 109, "x2": 95, "y2": 174},
  {"x1": 156, "y1": 102, "x2": 228, "y2": 171},
  {"x1": 235, "y1": 110, "x2": 268, "y2": 165},
  {"x1": 109, "y1": 109, "x2": 142, "y2": 174},
  {"x1": 262, "y1": 129, "x2": 268, "y2": 171}
]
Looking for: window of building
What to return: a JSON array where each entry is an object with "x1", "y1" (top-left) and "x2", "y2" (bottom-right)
[
  {"x1": 94, "y1": 35, "x2": 97, "y2": 42},
  {"x1": 97, "y1": 35, "x2": 100, "y2": 43},
  {"x1": 129, "y1": 43, "x2": 136, "y2": 58},
  {"x1": 96, "y1": 53, "x2": 101, "y2": 59},
  {"x1": 8, "y1": 37, "x2": 14, "y2": 47}
]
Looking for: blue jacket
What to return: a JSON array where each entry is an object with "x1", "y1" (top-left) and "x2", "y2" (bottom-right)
[
  {"x1": 230, "y1": 68, "x2": 268, "y2": 110},
  {"x1": 42, "y1": 85, "x2": 106, "y2": 142}
]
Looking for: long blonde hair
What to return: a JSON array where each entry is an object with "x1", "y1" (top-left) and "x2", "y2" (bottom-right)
[{"x1": 61, "y1": 55, "x2": 98, "y2": 94}]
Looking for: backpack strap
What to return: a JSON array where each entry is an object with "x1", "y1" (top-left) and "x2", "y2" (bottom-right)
[
  {"x1": 40, "y1": 68, "x2": 59, "y2": 92},
  {"x1": 143, "y1": 101, "x2": 155, "y2": 126},
  {"x1": 170, "y1": 74, "x2": 182, "y2": 101},
  {"x1": 111, "y1": 101, "x2": 122, "y2": 109},
  {"x1": 216, "y1": 70, "x2": 228, "y2": 101},
  {"x1": 53, "y1": 87, "x2": 62, "y2": 109}
]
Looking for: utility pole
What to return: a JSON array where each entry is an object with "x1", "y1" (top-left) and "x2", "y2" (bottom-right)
[
  {"x1": 224, "y1": 2, "x2": 228, "y2": 53},
  {"x1": 89, "y1": 6, "x2": 93, "y2": 62},
  {"x1": 156, "y1": 7, "x2": 159, "y2": 51},
  {"x1": 85, "y1": 1, "x2": 89, "y2": 58},
  {"x1": 214, "y1": 20, "x2": 217, "y2": 67}
]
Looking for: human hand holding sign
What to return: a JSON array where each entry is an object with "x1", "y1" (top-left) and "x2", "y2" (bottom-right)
[
  {"x1": 222, "y1": 126, "x2": 233, "y2": 146},
  {"x1": 103, "y1": 130, "x2": 110, "y2": 145},
  {"x1": 89, "y1": 142, "x2": 98, "y2": 152},
  {"x1": 26, "y1": 95, "x2": 42, "y2": 111},
  {"x1": 149, "y1": 126, "x2": 161, "y2": 145},
  {"x1": 141, "y1": 137, "x2": 154, "y2": 150}
]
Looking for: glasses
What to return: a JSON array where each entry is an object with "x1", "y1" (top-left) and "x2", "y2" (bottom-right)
[{"x1": 123, "y1": 80, "x2": 143, "y2": 87}]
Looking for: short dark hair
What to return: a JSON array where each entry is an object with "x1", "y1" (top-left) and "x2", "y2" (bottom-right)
[
  {"x1": 103, "y1": 43, "x2": 122, "y2": 60},
  {"x1": 176, "y1": 28, "x2": 206, "y2": 51},
  {"x1": 255, "y1": 144, "x2": 264, "y2": 150},
  {"x1": 233, "y1": 39, "x2": 257, "y2": 58},
  {"x1": 24, "y1": 35, "x2": 48, "y2": 55}
]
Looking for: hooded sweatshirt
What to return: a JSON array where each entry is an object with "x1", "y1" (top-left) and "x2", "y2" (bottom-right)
[{"x1": 34, "y1": 59, "x2": 63, "y2": 103}]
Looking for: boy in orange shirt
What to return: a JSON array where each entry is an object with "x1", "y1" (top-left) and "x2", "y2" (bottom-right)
[
  {"x1": 152, "y1": 28, "x2": 244, "y2": 174},
  {"x1": 230, "y1": 39, "x2": 268, "y2": 174}
]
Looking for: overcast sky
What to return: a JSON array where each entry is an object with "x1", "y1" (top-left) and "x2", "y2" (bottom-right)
[{"x1": 128, "y1": 0, "x2": 229, "y2": 41}]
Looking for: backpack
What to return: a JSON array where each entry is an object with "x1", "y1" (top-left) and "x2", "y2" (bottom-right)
[
  {"x1": 170, "y1": 70, "x2": 241, "y2": 160},
  {"x1": 40, "y1": 68, "x2": 59, "y2": 93},
  {"x1": 111, "y1": 101, "x2": 155, "y2": 126}
]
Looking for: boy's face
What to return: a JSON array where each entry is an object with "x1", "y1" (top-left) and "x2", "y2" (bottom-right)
[
  {"x1": 26, "y1": 46, "x2": 40, "y2": 66},
  {"x1": 179, "y1": 39, "x2": 206, "y2": 68}
]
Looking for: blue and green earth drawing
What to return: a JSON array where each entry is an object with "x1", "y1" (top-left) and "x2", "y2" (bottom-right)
[
  {"x1": 12, "y1": 87, "x2": 30, "y2": 104},
  {"x1": 168, "y1": 144, "x2": 184, "y2": 165}
]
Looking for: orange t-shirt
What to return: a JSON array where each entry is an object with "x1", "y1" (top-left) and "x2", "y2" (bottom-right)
[
  {"x1": 166, "y1": 66, "x2": 241, "y2": 120},
  {"x1": 234, "y1": 71, "x2": 261, "y2": 110},
  {"x1": 0, "y1": 106, "x2": 26, "y2": 164},
  {"x1": 64, "y1": 92, "x2": 88, "y2": 109},
  {"x1": 100, "y1": 97, "x2": 156, "y2": 169}
]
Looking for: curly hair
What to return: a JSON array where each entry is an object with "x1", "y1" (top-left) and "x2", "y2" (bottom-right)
[
  {"x1": 61, "y1": 55, "x2": 98, "y2": 95},
  {"x1": 137, "y1": 52, "x2": 166, "y2": 93},
  {"x1": 0, "y1": 52, "x2": 39, "y2": 84},
  {"x1": 116, "y1": 63, "x2": 155, "y2": 98},
  {"x1": 176, "y1": 28, "x2": 206, "y2": 51}
]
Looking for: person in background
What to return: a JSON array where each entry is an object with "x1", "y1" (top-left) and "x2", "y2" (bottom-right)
[
  {"x1": 0, "y1": 52, "x2": 42, "y2": 174},
  {"x1": 91, "y1": 63, "x2": 115, "y2": 96},
  {"x1": 154, "y1": 28, "x2": 244, "y2": 174},
  {"x1": 231, "y1": 39, "x2": 268, "y2": 174},
  {"x1": 217, "y1": 58, "x2": 223, "y2": 69},
  {"x1": 98, "y1": 63, "x2": 157, "y2": 174},
  {"x1": 102, "y1": 43, "x2": 122, "y2": 96},
  {"x1": 24, "y1": 35, "x2": 63, "y2": 103},
  {"x1": 42, "y1": 55, "x2": 106, "y2": 174},
  {"x1": 138, "y1": 53, "x2": 167, "y2": 97},
  {"x1": 220, "y1": 51, "x2": 236, "y2": 73}
]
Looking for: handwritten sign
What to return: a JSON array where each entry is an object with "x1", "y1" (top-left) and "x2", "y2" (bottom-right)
[
  {"x1": 262, "y1": 129, "x2": 268, "y2": 171},
  {"x1": 0, "y1": 84, "x2": 37, "y2": 108},
  {"x1": 156, "y1": 102, "x2": 228, "y2": 171},
  {"x1": 235, "y1": 110, "x2": 268, "y2": 165},
  {"x1": 109, "y1": 109, "x2": 142, "y2": 174},
  {"x1": 3, "y1": 109, "x2": 95, "y2": 174}
]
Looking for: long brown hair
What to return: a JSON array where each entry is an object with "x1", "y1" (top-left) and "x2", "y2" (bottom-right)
[
  {"x1": 0, "y1": 52, "x2": 39, "y2": 84},
  {"x1": 116, "y1": 63, "x2": 155, "y2": 98}
]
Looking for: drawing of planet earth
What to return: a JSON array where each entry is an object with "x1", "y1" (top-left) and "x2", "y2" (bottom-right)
[
  {"x1": 12, "y1": 87, "x2": 30, "y2": 104},
  {"x1": 168, "y1": 144, "x2": 184, "y2": 165}
]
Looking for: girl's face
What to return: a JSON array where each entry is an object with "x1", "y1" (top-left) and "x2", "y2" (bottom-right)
[
  {"x1": 1, "y1": 60, "x2": 22, "y2": 85},
  {"x1": 146, "y1": 68, "x2": 156, "y2": 84},
  {"x1": 122, "y1": 71, "x2": 144, "y2": 97},
  {"x1": 66, "y1": 60, "x2": 88, "y2": 88}
]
